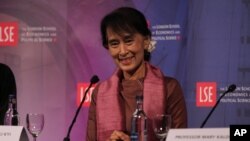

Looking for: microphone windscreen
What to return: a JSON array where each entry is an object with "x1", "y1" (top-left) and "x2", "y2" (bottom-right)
[
  {"x1": 228, "y1": 84, "x2": 236, "y2": 92},
  {"x1": 90, "y1": 75, "x2": 99, "y2": 84}
]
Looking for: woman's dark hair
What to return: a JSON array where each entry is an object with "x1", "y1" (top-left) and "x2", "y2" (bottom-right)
[
  {"x1": 100, "y1": 7, "x2": 152, "y2": 61},
  {"x1": 0, "y1": 63, "x2": 17, "y2": 125}
]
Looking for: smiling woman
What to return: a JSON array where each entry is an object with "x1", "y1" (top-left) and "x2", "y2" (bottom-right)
[
  {"x1": 86, "y1": 7, "x2": 187, "y2": 141},
  {"x1": 106, "y1": 30, "x2": 148, "y2": 77}
]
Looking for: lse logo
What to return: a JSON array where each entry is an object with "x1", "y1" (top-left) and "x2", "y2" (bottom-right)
[
  {"x1": 196, "y1": 82, "x2": 217, "y2": 107},
  {"x1": 0, "y1": 22, "x2": 18, "y2": 46},
  {"x1": 77, "y1": 83, "x2": 96, "y2": 107}
]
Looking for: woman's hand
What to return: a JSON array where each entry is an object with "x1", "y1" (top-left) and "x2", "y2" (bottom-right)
[{"x1": 106, "y1": 130, "x2": 131, "y2": 141}]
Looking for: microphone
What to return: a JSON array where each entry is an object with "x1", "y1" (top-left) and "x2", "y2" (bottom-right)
[
  {"x1": 90, "y1": 75, "x2": 100, "y2": 84},
  {"x1": 200, "y1": 84, "x2": 236, "y2": 128},
  {"x1": 63, "y1": 75, "x2": 99, "y2": 141}
]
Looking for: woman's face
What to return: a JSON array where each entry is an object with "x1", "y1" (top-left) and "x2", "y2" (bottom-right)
[{"x1": 106, "y1": 28, "x2": 149, "y2": 75}]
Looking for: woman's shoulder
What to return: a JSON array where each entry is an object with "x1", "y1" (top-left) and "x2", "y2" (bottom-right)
[{"x1": 164, "y1": 76, "x2": 180, "y2": 85}]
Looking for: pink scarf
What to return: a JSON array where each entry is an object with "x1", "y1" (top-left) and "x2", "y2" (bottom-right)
[{"x1": 96, "y1": 62, "x2": 166, "y2": 141}]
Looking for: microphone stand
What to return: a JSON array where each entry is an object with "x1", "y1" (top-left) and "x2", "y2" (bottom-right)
[
  {"x1": 200, "y1": 84, "x2": 236, "y2": 128},
  {"x1": 63, "y1": 75, "x2": 99, "y2": 141}
]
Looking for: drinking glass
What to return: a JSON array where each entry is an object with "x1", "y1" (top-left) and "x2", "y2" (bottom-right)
[
  {"x1": 26, "y1": 113, "x2": 44, "y2": 141},
  {"x1": 153, "y1": 114, "x2": 171, "y2": 141}
]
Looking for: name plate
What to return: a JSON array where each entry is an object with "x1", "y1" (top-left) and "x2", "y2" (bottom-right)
[
  {"x1": 166, "y1": 128, "x2": 229, "y2": 141},
  {"x1": 0, "y1": 126, "x2": 29, "y2": 141}
]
